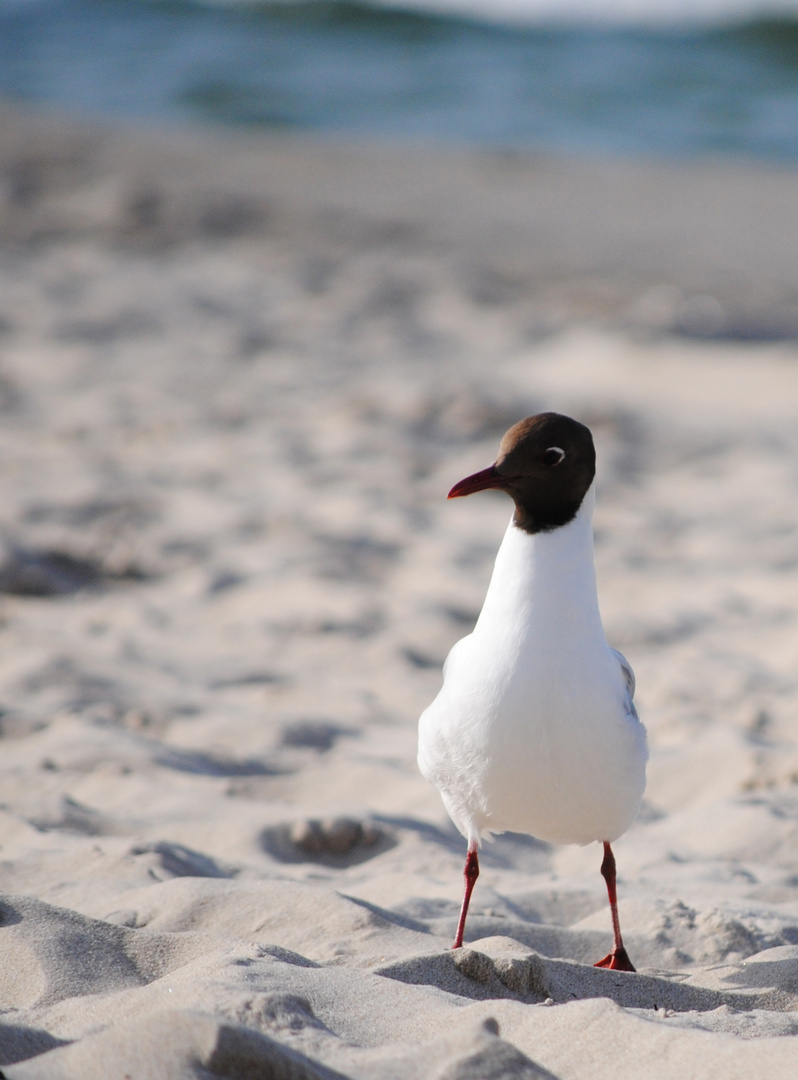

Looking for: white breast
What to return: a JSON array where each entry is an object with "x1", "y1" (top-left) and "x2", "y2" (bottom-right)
[{"x1": 418, "y1": 485, "x2": 647, "y2": 848}]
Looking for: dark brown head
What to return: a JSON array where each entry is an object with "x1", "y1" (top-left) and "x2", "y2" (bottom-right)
[{"x1": 448, "y1": 413, "x2": 596, "y2": 534}]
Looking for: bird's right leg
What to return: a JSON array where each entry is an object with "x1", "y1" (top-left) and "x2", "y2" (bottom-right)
[
  {"x1": 594, "y1": 841, "x2": 636, "y2": 972},
  {"x1": 452, "y1": 843, "x2": 479, "y2": 949}
]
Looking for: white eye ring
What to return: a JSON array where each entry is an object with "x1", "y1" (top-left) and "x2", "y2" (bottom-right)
[{"x1": 543, "y1": 446, "x2": 566, "y2": 466}]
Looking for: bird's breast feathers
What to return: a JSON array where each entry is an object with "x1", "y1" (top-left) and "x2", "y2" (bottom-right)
[{"x1": 418, "y1": 628, "x2": 647, "y2": 844}]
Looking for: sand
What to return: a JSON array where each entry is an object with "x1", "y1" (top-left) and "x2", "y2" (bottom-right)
[{"x1": 1, "y1": 102, "x2": 798, "y2": 1077}]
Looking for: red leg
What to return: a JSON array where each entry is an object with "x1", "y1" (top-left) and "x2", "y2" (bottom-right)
[
  {"x1": 452, "y1": 844, "x2": 479, "y2": 949},
  {"x1": 594, "y1": 841, "x2": 636, "y2": 972}
]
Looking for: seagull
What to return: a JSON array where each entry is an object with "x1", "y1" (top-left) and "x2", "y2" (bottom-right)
[{"x1": 418, "y1": 412, "x2": 647, "y2": 972}]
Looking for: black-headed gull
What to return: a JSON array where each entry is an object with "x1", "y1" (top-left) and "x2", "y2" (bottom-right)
[{"x1": 418, "y1": 413, "x2": 647, "y2": 971}]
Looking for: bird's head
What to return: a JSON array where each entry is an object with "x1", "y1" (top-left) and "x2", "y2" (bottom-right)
[{"x1": 448, "y1": 412, "x2": 596, "y2": 534}]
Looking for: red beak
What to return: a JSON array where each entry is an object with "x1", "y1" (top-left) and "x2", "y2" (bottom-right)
[{"x1": 448, "y1": 465, "x2": 507, "y2": 499}]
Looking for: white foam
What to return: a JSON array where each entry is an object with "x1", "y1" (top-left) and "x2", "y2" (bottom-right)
[
  {"x1": 137, "y1": 0, "x2": 798, "y2": 27},
  {"x1": 371, "y1": 0, "x2": 798, "y2": 27}
]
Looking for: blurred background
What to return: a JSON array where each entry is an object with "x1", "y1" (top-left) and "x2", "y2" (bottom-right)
[
  {"x1": 4, "y1": 13, "x2": 798, "y2": 1073},
  {"x1": 4, "y1": 0, "x2": 798, "y2": 160}
]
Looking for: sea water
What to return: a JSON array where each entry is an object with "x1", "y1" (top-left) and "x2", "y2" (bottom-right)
[{"x1": 2, "y1": 0, "x2": 798, "y2": 159}]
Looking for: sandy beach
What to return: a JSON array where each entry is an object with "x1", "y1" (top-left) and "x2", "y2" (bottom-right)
[{"x1": 2, "y1": 103, "x2": 798, "y2": 1077}]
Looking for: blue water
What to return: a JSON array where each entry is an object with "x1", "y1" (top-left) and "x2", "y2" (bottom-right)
[{"x1": 3, "y1": 0, "x2": 798, "y2": 159}]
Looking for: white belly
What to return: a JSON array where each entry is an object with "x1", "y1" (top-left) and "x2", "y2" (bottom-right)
[{"x1": 418, "y1": 630, "x2": 646, "y2": 846}]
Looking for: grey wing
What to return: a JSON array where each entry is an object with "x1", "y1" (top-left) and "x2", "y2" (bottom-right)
[{"x1": 611, "y1": 647, "x2": 638, "y2": 719}]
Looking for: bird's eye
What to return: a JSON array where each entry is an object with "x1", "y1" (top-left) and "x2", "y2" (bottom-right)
[{"x1": 542, "y1": 446, "x2": 566, "y2": 466}]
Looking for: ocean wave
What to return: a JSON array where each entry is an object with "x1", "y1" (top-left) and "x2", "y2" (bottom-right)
[
  {"x1": 3, "y1": 0, "x2": 798, "y2": 31},
  {"x1": 126, "y1": 0, "x2": 798, "y2": 29}
]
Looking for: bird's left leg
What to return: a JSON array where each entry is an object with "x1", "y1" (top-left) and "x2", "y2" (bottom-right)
[
  {"x1": 594, "y1": 841, "x2": 636, "y2": 972},
  {"x1": 452, "y1": 842, "x2": 479, "y2": 949}
]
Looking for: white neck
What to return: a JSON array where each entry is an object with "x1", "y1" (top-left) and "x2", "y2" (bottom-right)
[{"x1": 472, "y1": 483, "x2": 605, "y2": 649}]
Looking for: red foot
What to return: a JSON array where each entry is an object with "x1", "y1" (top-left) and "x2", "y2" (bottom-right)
[{"x1": 594, "y1": 946, "x2": 636, "y2": 972}]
